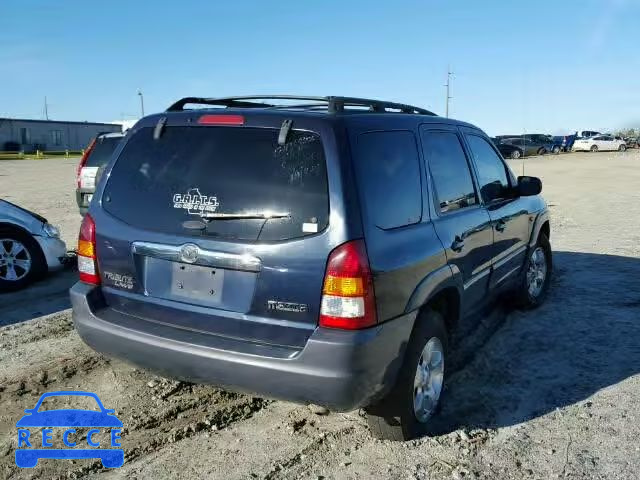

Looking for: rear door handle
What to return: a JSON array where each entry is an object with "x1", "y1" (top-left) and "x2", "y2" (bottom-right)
[
  {"x1": 495, "y1": 220, "x2": 506, "y2": 232},
  {"x1": 451, "y1": 235, "x2": 465, "y2": 252}
]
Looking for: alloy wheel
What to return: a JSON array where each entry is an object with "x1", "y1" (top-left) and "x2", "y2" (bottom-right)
[
  {"x1": 413, "y1": 337, "x2": 444, "y2": 423},
  {"x1": 0, "y1": 239, "x2": 32, "y2": 281},
  {"x1": 526, "y1": 246, "x2": 547, "y2": 298}
]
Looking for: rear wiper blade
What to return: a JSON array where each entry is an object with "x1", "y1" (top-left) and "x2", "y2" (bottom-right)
[{"x1": 200, "y1": 211, "x2": 290, "y2": 221}]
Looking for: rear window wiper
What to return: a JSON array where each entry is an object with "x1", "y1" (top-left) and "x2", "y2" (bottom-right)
[{"x1": 200, "y1": 211, "x2": 290, "y2": 221}]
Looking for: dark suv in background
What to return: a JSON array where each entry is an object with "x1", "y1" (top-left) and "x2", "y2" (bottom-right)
[
  {"x1": 76, "y1": 132, "x2": 125, "y2": 215},
  {"x1": 70, "y1": 95, "x2": 552, "y2": 440}
]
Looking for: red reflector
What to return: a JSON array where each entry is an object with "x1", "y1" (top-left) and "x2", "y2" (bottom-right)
[{"x1": 198, "y1": 114, "x2": 244, "y2": 125}]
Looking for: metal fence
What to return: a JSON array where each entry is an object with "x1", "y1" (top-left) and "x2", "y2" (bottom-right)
[{"x1": 0, "y1": 150, "x2": 84, "y2": 160}]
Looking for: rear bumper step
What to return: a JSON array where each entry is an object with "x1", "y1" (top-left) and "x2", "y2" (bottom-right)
[{"x1": 70, "y1": 282, "x2": 415, "y2": 411}]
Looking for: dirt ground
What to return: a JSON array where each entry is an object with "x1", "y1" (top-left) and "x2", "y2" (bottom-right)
[{"x1": 1, "y1": 150, "x2": 639, "y2": 479}]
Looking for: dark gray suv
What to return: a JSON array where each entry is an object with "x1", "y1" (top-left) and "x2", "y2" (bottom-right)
[{"x1": 70, "y1": 96, "x2": 552, "y2": 440}]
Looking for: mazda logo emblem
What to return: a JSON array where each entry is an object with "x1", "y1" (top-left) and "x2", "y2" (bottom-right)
[{"x1": 179, "y1": 244, "x2": 199, "y2": 264}]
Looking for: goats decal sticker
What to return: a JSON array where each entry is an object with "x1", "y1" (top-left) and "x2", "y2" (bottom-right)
[{"x1": 173, "y1": 188, "x2": 220, "y2": 216}]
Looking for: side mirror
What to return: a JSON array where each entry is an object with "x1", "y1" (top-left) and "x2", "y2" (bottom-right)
[{"x1": 517, "y1": 176, "x2": 542, "y2": 196}]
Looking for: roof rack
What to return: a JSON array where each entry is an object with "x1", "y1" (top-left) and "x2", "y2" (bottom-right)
[{"x1": 166, "y1": 95, "x2": 436, "y2": 116}]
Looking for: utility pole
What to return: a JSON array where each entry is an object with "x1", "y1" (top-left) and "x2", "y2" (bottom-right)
[
  {"x1": 137, "y1": 90, "x2": 145, "y2": 118},
  {"x1": 44, "y1": 96, "x2": 49, "y2": 120},
  {"x1": 445, "y1": 66, "x2": 453, "y2": 118}
]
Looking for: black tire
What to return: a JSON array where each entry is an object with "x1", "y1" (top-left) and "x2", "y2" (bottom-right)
[
  {"x1": 514, "y1": 233, "x2": 552, "y2": 309},
  {"x1": 537, "y1": 148, "x2": 546, "y2": 156},
  {"x1": 0, "y1": 226, "x2": 47, "y2": 293},
  {"x1": 552, "y1": 146, "x2": 560, "y2": 154},
  {"x1": 590, "y1": 145, "x2": 598, "y2": 152},
  {"x1": 366, "y1": 309, "x2": 448, "y2": 441},
  {"x1": 619, "y1": 145, "x2": 626, "y2": 152},
  {"x1": 510, "y1": 149, "x2": 522, "y2": 159}
]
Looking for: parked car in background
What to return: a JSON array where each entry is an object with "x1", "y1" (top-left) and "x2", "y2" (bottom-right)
[
  {"x1": 494, "y1": 134, "x2": 520, "y2": 142},
  {"x1": 525, "y1": 134, "x2": 552, "y2": 143},
  {"x1": 497, "y1": 135, "x2": 560, "y2": 154},
  {"x1": 553, "y1": 135, "x2": 576, "y2": 152},
  {"x1": 624, "y1": 137, "x2": 638, "y2": 148},
  {"x1": 76, "y1": 132, "x2": 125, "y2": 215},
  {"x1": 0, "y1": 199, "x2": 67, "y2": 292},
  {"x1": 71, "y1": 94, "x2": 552, "y2": 441},
  {"x1": 572, "y1": 135, "x2": 626, "y2": 152},
  {"x1": 577, "y1": 130, "x2": 600, "y2": 139},
  {"x1": 492, "y1": 137, "x2": 524, "y2": 159},
  {"x1": 502, "y1": 137, "x2": 552, "y2": 156},
  {"x1": 535, "y1": 136, "x2": 559, "y2": 154}
]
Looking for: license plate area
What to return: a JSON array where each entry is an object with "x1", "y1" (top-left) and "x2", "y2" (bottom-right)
[
  {"x1": 144, "y1": 258, "x2": 224, "y2": 307},
  {"x1": 171, "y1": 262, "x2": 224, "y2": 302}
]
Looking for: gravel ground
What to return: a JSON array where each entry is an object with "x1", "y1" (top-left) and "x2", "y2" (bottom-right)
[{"x1": 1, "y1": 151, "x2": 639, "y2": 479}]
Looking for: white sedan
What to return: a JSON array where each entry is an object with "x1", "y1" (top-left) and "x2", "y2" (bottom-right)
[{"x1": 573, "y1": 135, "x2": 627, "y2": 152}]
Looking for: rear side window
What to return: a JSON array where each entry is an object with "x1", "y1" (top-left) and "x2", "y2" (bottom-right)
[
  {"x1": 85, "y1": 136, "x2": 121, "y2": 167},
  {"x1": 422, "y1": 132, "x2": 477, "y2": 213},
  {"x1": 352, "y1": 131, "x2": 422, "y2": 229},
  {"x1": 103, "y1": 126, "x2": 328, "y2": 242}
]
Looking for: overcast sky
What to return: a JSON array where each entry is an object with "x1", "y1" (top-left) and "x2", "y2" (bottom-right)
[{"x1": 1, "y1": 0, "x2": 638, "y2": 135}]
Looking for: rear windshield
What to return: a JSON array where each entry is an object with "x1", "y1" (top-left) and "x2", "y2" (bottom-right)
[
  {"x1": 86, "y1": 136, "x2": 122, "y2": 167},
  {"x1": 102, "y1": 126, "x2": 328, "y2": 242}
]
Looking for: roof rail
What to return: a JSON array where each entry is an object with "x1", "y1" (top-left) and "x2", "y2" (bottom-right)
[{"x1": 166, "y1": 95, "x2": 436, "y2": 116}]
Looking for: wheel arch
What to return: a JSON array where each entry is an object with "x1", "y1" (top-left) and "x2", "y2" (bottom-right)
[
  {"x1": 418, "y1": 286, "x2": 460, "y2": 336},
  {"x1": 528, "y1": 210, "x2": 551, "y2": 247},
  {"x1": 404, "y1": 264, "x2": 462, "y2": 336},
  {"x1": 540, "y1": 220, "x2": 550, "y2": 240},
  {"x1": 0, "y1": 221, "x2": 35, "y2": 238}
]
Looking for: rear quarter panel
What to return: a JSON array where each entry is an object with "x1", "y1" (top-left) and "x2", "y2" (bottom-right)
[{"x1": 345, "y1": 116, "x2": 450, "y2": 322}]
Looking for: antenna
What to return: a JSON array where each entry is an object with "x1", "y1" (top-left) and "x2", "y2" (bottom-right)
[
  {"x1": 445, "y1": 66, "x2": 453, "y2": 118},
  {"x1": 137, "y1": 90, "x2": 145, "y2": 118},
  {"x1": 44, "y1": 96, "x2": 49, "y2": 120},
  {"x1": 522, "y1": 127, "x2": 526, "y2": 176}
]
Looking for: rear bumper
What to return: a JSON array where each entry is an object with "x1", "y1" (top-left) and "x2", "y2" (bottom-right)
[{"x1": 70, "y1": 282, "x2": 415, "y2": 411}]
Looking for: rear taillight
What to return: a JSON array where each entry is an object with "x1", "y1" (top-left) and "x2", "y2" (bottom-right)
[
  {"x1": 78, "y1": 214, "x2": 100, "y2": 285},
  {"x1": 76, "y1": 138, "x2": 97, "y2": 188},
  {"x1": 319, "y1": 240, "x2": 377, "y2": 330}
]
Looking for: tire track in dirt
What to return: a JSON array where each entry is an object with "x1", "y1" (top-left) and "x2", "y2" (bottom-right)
[
  {"x1": 262, "y1": 423, "x2": 361, "y2": 480},
  {"x1": 104, "y1": 402, "x2": 370, "y2": 480},
  {"x1": 0, "y1": 311, "x2": 74, "y2": 347}
]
